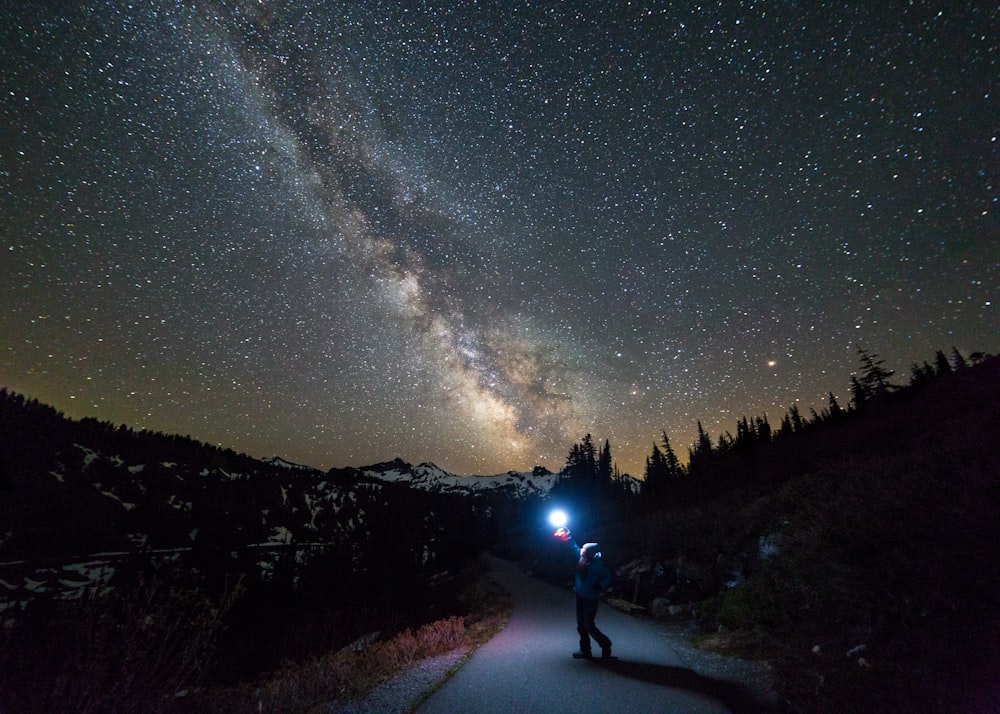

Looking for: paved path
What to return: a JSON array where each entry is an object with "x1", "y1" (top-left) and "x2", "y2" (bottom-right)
[{"x1": 418, "y1": 556, "x2": 764, "y2": 714}]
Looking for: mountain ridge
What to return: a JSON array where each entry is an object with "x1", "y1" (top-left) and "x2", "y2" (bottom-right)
[{"x1": 0, "y1": 390, "x2": 559, "y2": 613}]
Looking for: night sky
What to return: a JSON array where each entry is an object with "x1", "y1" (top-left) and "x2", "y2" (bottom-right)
[{"x1": 2, "y1": 1, "x2": 997, "y2": 477}]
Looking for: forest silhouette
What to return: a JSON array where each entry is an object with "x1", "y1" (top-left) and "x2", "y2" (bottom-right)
[{"x1": 0, "y1": 346, "x2": 997, "y2": 712}]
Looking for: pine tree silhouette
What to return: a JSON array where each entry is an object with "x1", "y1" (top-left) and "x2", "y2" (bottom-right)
[
  {"x1": 597, "y1": 439, "x2": 613, "y2": 489},
  {"x1": 827, "y1": 392, "x2": 844, "y2": 419},
  {"x1": 642, "y1": 443, "x2": 668, "y2": 502},
  {"x1": 854, "y1": 345, "x2": 898, "y2": 405},
  {"x1": 934, "y1": 349, "x2": 952, "y2": 376},
  {"x1": 661, "y1": 431, "x2": 683, "y2": 479},
  {"x1": 950, "y1": 346, "x2": 968, "y2": 370},
  {"x1": 687, "y1": 420, "x2": 715, "y2": 476}
]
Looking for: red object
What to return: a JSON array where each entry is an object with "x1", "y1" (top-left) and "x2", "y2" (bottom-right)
[{"x1": 554, "y1": 527, "x2": 570, "y2": 541}]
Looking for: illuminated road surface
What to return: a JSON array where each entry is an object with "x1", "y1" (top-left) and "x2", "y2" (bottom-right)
[{"x1": 418, "y1": 555, "x2": 765, "y2": 714}]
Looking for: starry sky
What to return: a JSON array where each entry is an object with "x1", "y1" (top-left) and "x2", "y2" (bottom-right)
[{"x1": 2, "y1": 1, "x2": 997, "y2": 477}]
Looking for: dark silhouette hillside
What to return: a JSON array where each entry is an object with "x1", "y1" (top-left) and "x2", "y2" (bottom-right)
[
  {"x1": 523, "y1": 355, "x2": 999, "y2": 713},
  {"x1": 0, "y1": 391, "x2": 515, "y2": 711},
  {"x1": 1, "y1": 352, "x2": 996, "y2": 712}
]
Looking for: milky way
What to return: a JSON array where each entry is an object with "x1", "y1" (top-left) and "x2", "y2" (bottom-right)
[{"x1": 2, "y1": 1, "x2": 997, "y2": 476}]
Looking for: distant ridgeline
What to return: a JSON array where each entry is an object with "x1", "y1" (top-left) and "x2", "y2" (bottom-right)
[
  {"x1": 1, "y1": 348, "x2": 997, "y2": 615},
  {"x1": 0, "y1": 391, "x2": 555, "y2": 613}
]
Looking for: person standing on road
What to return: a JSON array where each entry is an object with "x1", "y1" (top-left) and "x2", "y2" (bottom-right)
[{"x1": 554, "y1": 526, "x2": 613, "y2": 659}]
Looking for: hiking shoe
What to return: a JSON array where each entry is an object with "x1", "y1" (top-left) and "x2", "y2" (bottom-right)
[{"x1": 572, "y1": 651, "x2": 593, "y2": 659}]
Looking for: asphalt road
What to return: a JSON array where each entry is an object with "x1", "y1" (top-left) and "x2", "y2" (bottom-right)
[{"x1": 418, "y1": 555, "x2": 767, "y2": 714}]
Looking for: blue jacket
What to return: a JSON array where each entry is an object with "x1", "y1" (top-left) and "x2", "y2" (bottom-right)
[{"x1": 566, "y1": 540, "x2": 612, "y2": 600}]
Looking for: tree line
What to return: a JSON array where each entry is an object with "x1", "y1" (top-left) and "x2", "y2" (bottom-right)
[{"x1": 550, "y1": 345, "x2": 990, "y2": 510}]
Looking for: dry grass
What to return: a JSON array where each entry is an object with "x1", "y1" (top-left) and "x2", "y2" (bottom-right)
[
  {"x1": 0, "y1": 558, "x2": 512, "y2": 714},
  {"x1": 192, "y1": 565, "x2": 512, "y2": 713},
  {"x1": 0, "y1": 573, "x2": 240, "y2": 713}
]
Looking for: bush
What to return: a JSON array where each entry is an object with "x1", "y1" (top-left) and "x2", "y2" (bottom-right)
[
  {"x1": 0, "y1": 573, "x2": 238, "y2": 713},
  {"x1": 707, "y1": 433, "x2": 999, "y2": 711},
  {"x1": 196, "y1": 616, "x2": 469, "y2": 712},
  {"x1": 194, "y1": 562, "x2": 512, "y2": 713},
  {"x1": 629, "y1": 359, "x2": 1000, "y2": 712}
]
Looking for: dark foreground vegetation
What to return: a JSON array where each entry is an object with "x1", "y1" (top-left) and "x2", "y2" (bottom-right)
[
  {"x1": 0, "y1": 556, "x2": 509, "y2": 713},
  {"x1": 526, "y1": 349, "x2": 1000, "y2": 713},
  {"x1": 1, "y1": 347, "x2": 997, "y2": 712},
  {"x1": 0, "y1": 390, "x2": 520, "y2": 712}
]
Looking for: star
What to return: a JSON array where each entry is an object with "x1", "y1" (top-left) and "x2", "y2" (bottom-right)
[{"x1": 1, "y1": 1, "x2": 996, "y2": 477}]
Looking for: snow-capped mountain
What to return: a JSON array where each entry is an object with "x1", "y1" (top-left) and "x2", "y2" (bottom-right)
[
  {"x1": 335, "y1": 458, "x2": 560, "y2": 499},
  {"x1": 0, "y1": 390, "x2": 563, "y2": 613},
  {"x1": 260, "y1": 455, "x2": 319, "y2": 472}
]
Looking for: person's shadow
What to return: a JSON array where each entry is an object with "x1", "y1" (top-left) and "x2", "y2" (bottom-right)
[{"x1": 582, "y1": 658, "x2": 784, "y2": 714}]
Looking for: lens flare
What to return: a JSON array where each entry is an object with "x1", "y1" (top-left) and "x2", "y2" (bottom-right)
[{"x1": 548, "y1": 509, "x2": 568, "y2": 528}]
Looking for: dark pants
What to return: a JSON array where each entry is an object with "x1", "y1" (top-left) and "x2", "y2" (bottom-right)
[{"x1": 575, "y1": 594, "x2": 612, "y2": 654}]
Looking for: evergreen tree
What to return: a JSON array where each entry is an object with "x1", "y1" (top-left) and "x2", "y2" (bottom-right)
[
  {"x1": 910, "y1": 361, "x2": 935, "y2": 386},
  {"x1": 564, "y1": 443, "x2": 583, "y2": 478},
  {"x1": 951, "y1": 346, "x2": 968, "y2": 370},
  {"x1": 581, "y1": 433, "x2": 597, "y2": 482},
  {"x1": 687, "y1": 420, "x2": 715, "y2": 476},
  {"x1": 695, "y1": 420, "x2": 712, "y2": 456},
  {"x1": 827, "y1": 392, "x2": 844, "y2": 419},
  {"x1": 850, "y1": 374, "x2": 867, "y2": 410},
  {"x1": 752, "y1": 414, "x2": 767, "y2": 442},
  {"x1": 612, "y1": 464, "x2": 628, "y2": 495},
  {"x1": 788, "y1": 404, "x2": 804, "y2": 432},
  {"x1": 597, "y1": 439, "x2": 613, "y2": 488},
  {"x1": 934, "y1": 349, "x2": 952, "y2": 376},
  {"x1": 562, "y1": 434, "x2": 599, "y2": 493},
  {"x1": 855, "y1": 345, "x2": 898, "y2": 402},
  {"x1": 661, "y1": 431, "x2": 682, "y2": 479},
  {"x1": 642, "y1": 443, "x2": 668, "y2": 502},
  {"x1": 735, "y1": 415, "x2": 753, "y2": 449}
]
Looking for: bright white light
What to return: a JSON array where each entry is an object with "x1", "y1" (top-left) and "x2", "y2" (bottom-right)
[{"x1": 548, "y1": 509, "x2": 568, "y2": 528}]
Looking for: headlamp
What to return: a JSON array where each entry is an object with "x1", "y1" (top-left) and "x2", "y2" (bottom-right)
[{"x1": 548, "y1": 509, "x2": 569, "y2": 528}]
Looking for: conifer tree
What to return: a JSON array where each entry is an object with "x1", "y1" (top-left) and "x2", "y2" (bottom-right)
[
  {"x1": 612, "y1": 464, "x2": 630, "y2": 495},
  {"x1": 735, "y1": 415, "x2": 753, "y2": 448},
  {"x1": 910, "y1": 361, "x2": 934, "y2": 386},
  {"x1": 564, "y1": 443, "x2": 583, "y2": 477},
  {"x1": 855, "y1": 345, "x2": 898, "y2": 402},
  {"x1": 788, "y1": 403, "x2": 804, "y2": 432},
  {"x1": 695, "y1": 420, "x2": 712, "y2": 455},
  {"x1": 562, "y1": 434, "x2": 599, "y2": 493},
  {"x1": 850, "y1": 374, "x2": 867, "y2": 410},
  {"x1": 597, "y1": 439, "x2": 613, "y2": 488},
  {"x1": 642, "y1": 443, "x2": 668, "y2": 501},
  {"x1": 581, "y1": 433, "x2": 597, "y2": 481},
  {"x1": 827, "y1": 392, "x2": 844, "y2": 419},
  {"x1": 934, "y1": 349, "x2": 952, "y2": 376},
  {"x1": 950, "y1": 347, "x2": 968, "y2": 370},
  {"x1": 661, "y1": 431, "x2": 682, "y2": 479},
  {"x1": 754, "y1": 414, "x2": 773, "y2": 441},
  {"x1": 687, "y1": 420, "x2": 715, "y2": 476}
]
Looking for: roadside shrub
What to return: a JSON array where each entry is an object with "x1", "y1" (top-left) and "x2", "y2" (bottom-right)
[
  {"x1": 198, "y1": 615, "x2": 470, "y2": 712},
  {"x1": 194, "y1": 562, "x2": 512, "y2": 713},
  {"x1": 0, "y1": 573, "x2": 238, "y2": 713},
  {"x1": 705, "y1": 431, "x2": 999, "y2": 712}
]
